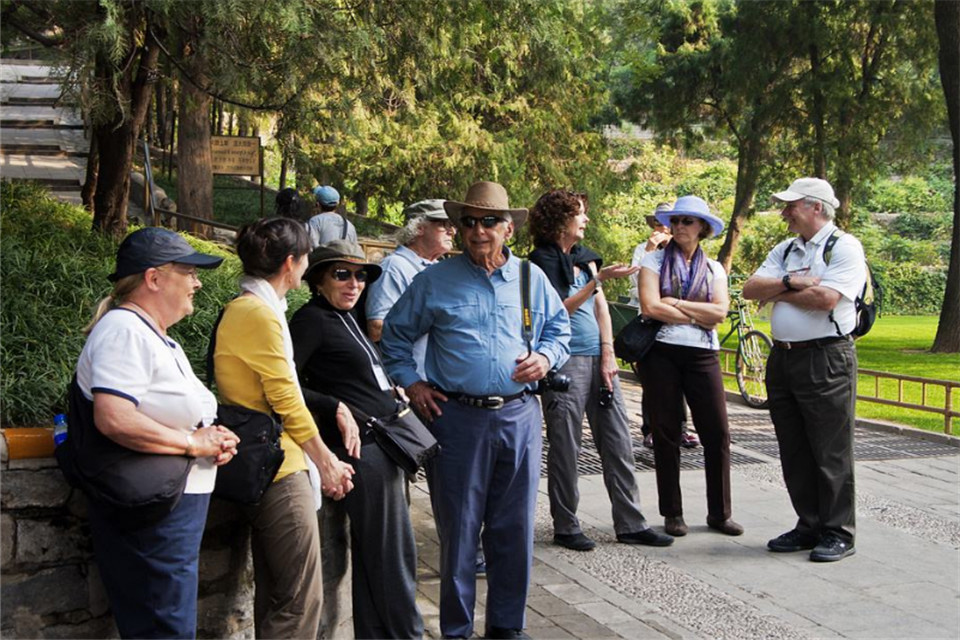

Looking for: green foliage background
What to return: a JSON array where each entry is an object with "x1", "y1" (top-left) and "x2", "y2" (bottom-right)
[{"x1": 0, "y1": 182, "x2": 312, "y2": 426}]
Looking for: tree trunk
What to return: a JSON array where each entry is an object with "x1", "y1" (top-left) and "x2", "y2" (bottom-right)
[
  {"x1": 932, "y1": 0, "x2": 960, "y2": 353},
  {"x1": 355, "y1": 191, "x2": 369, "y2": 217},
  {"x1": 90, "y1": 31, "x2": 160, "y2": 237},
  {"x1": 176, "y1": 20, "x2": 213, "y2": 236},
  {"x1": 716, "y1": 137, "x2": 762, "y2": 274},
  {"x1": 81, "y1": 133, "x2": 98, "y2": 213},
  {"x1": 279, "y1": 154, "x2": 288, "y2": 189},
  {"x1": 155, "y1": 82, "x2": 168, "y2": 149},
  {"x1": 808, "y1": 49, "x2": 827, "y2": 177}
]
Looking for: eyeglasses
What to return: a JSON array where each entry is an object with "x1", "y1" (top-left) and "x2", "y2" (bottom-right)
[
  {"x1": 460, "y1": 215, "x2": 506, "y2": 229},
  {"x1": 331, "y1": 268, "x2": 368, "y2": 283},
  {"x1": 669, "y1": 217, "x2": 698, "y2": 227},
  {"x1": 431, "y1": 220, "x2": 456, "y2": 231},
  {"x1": 157, "y1": 265, "x2": 200, "y2": 281}
]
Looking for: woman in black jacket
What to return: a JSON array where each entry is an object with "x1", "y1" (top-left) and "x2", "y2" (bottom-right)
[{"x1": 289, "y1": 240, "x2": 423, "y2": 640}]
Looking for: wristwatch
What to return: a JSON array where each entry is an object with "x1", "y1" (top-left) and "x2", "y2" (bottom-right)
[
  {"x1": 594, "y1": 278, "x2": 603, "y2": 291},
  {"x1": 782, "y1": 274, "x2": 795, "y2": 291}
]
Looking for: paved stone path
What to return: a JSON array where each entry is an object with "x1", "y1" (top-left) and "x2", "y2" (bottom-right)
[{"x1": 411, "y1": 376, "x2": 960, "y2": 639}]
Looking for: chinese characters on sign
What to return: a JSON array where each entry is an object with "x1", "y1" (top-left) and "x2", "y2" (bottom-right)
[{"x1": 211, "y1": 136, "x2": 261, "y2": 175}]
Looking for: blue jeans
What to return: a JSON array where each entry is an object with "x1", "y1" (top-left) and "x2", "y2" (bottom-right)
[{"x1": 88, "y1": 493, "x2": 210, "y2": 639}]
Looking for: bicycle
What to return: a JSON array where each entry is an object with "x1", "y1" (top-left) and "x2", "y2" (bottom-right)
[{"x1": 719, "y1": 287, "x2": 772, "y2": 409}]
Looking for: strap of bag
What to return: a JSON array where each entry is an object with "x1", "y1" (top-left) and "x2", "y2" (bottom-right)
[
  {"x1": 520, "y1": 258, "x2": 534, "y2": 353},
  {"x1": 205, "y1": 306, "x2": 229, "y2": 388}
]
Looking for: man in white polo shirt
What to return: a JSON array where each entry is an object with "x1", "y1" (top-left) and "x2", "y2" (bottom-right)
[{"x1": 743, "y1": 177, "x2": 866, "y2": 563}]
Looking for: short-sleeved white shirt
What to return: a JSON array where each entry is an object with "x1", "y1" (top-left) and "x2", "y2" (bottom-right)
[
  {"x1": 640, "y1": 249, "x2": 726, "y2": 351},
  {"x1": 75, "y1": 309, "x2": 218, "y2": 493},
  {"x1": 752, "y1": 223, "x2": 866, "y2": 341}
]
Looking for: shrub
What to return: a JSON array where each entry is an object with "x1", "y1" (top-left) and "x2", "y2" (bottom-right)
[
  {"x1": 862, "y1": 175, "x2": 951, "y2": 214},
  {"x1": 0, "y1": 181, "x2": 313, "y2": 426},
  {"x1": 870, "y1": 262, "x2": 947, "y2": 316}
]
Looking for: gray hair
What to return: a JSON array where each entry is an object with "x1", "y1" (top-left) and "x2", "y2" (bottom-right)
[
  {"x1": 395, "y1": 215, "x2": 431, "y2": 246},
  {"x1": 804, "y1": 197, "x2": 836, "y2": 221}
]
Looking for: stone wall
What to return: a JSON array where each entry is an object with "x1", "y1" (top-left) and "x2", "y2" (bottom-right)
[
  {"x1": 0, "y1": 434, "x2": 255, "y2": 639},
  {"x1": 0, "y1": 431, "x2": 354, "y2": 639}
]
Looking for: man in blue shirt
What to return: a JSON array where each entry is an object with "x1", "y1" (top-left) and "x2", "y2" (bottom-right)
[
  {"x1": 382, "y1": 181, "x2": 570, "y2": 640},
  {"x1": 365, "y1": 199, "x2": 456, "y2": 376}
]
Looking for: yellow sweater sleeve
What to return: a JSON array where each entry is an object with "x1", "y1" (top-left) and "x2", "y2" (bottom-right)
[{"x1": 213, "y1": 296, "x2": 319, "y2": 479}]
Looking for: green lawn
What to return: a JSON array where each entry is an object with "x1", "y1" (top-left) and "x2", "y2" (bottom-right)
[{"x1": 718, "y1": 314, "x2": 959, "y2": 435}]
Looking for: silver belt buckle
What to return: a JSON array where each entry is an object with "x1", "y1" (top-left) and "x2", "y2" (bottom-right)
[{"x1": 485, "y1": 396, "x2": 505, "y2": 410}]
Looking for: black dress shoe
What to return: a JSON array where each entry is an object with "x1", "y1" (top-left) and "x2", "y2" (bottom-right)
[
  {"x1": 485, "y1": 627, "x2": 531, "y2": 639},
  {"x1": 553, "y1": 532, "x2": 596, "y2": 551},
  {"x1": 767, "y1": 528, "x2": 818, "y2": 553},
  {"x1": 809, "y1": 534, "x2": 856, "y2": 562},
  {"x1": 617, "y1": 528, "x2": 674, "y2": 547}
]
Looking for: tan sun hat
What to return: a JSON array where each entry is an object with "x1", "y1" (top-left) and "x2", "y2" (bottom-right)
[{"x1": 443, "y1": 181, "x2": 528, "y2": 228}]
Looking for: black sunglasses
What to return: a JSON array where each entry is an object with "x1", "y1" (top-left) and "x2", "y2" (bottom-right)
[
  {"x1": 460, "y1": 215, "x2": 505, "y2": 229},
  {"x1": 669, "y1": 216, "x2": 698, "y2": 227},
  {"x1": 331, "y1": 268, "x2": 368, "y2": 283}
]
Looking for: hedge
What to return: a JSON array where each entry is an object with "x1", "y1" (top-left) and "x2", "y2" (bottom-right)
[{"x1": 0, "y1": 181, "x2": 309, "y2": 426}]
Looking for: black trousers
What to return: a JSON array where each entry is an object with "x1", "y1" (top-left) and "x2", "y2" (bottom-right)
[
  {"x1": 643, "y1": 342, "x2": 732, "y2": 520},
  {"x1": 765, "y1": 338, "x2": 857, "y2": 543}
]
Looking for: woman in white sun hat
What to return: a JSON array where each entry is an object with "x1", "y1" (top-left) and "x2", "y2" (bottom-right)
[{"x1": 638, "y1": 195, "x2": 743, "y2": 539}]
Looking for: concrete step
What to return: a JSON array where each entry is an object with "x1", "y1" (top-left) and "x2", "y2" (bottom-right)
[
  {"x1": 1, "y1": 120, "x2": 84, "y2": 130},
  {"x1": 2, "y1": 97, "x2": 60, "y2": 106},
  {"x1": 0, "y1": 144, "x2": 88, "y2": 157}
]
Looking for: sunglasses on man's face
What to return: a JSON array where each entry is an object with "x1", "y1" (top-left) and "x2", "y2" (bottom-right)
[
  {"x1": 669, "y1": 216, "x2": 698, "y2": 227},
  {"x1": 460, "y1": 215, "x2": 505, "y2": 229},
  {"x1": 331, "y1": 268, "x2": 368, "y2": 283}
]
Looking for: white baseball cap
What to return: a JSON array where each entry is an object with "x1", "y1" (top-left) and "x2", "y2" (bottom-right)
[{"x1": 772, "y1": 178, "x2": 840, "y2": 208}]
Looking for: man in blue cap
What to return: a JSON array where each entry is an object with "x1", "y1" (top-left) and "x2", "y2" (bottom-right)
[{"x1": 308, "y1": 185, "x2": 357, "y2": 247}]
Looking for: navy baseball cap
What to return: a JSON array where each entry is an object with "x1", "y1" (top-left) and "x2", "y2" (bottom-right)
[{"x1": 109, "y1": 227, "x2": 224, "y2": 282}]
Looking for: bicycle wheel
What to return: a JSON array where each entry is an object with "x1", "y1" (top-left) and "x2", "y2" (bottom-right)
[{"x1": 736, "y1": 330, "x2": 772, "y2": 409}]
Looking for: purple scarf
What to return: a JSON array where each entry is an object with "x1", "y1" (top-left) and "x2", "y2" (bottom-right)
[{"x1": 659, "y1": 241, "x2": 713, "y2": 302}]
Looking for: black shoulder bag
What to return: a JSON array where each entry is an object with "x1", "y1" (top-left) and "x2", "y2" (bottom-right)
[
  {"x1": 206, "y1": 307, "x2": 285, "y2": 505},
  {"x1": 56, "y1": 374, "x2": 194, "y2": 530},
  {"x1": 613, "y1": 314, "x2": 663, "y2": 363}
]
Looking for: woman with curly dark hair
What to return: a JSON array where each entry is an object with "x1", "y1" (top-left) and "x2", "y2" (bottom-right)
[{"x1": 528, "y1": 189, "x2": 674, "y2": 551}]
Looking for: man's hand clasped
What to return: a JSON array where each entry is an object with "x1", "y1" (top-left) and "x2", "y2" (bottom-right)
[{"x1": 512, "y1": 351, "x2": 551, "y2": 384}]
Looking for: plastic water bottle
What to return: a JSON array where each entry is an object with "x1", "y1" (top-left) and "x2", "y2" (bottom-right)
[{"x1": 53, "y1": 413, "x2": 68, "y2": 447}]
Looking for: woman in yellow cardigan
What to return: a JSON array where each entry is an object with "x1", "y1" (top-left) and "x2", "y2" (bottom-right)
[{"x1": 214, "y1": 218, "x2": 355, "y2": 639}]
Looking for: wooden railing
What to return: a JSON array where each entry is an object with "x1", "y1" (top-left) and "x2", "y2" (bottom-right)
[
  {"x1": 718, "y1": 348, "x2": 959, "y2": 435},
  {"x1": 857, "y1": 368, "x2": 959, "y2": 435}
]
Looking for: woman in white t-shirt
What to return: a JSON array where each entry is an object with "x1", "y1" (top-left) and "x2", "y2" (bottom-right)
[
  {"x1": 75, "y1": 227, "x2": 239, "y2": 639},
  {"x1": 638, "y1": 196, "x2": 743, "y2": 540}
]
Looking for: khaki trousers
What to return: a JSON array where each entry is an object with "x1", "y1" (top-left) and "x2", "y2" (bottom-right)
[{"x1": 246, "y1": 471, "x2": 322, "y2": 640}]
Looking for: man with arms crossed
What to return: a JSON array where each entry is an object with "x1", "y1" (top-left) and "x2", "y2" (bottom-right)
[{"x1": 743, "y1": 177, "x2": 866, "y2": 563}]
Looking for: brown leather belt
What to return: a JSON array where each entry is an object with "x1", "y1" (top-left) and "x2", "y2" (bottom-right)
[{"x1": 773, "y1": 335, "x2": 851, "y2": 350}]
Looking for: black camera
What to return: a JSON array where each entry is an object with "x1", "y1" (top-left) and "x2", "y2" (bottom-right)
[
  {"x1": 598, "y1": 384, "x2": 613, "y2": 408},
  {"x1": 537, "y1": 368, "x2": 571, "y2": 394}
]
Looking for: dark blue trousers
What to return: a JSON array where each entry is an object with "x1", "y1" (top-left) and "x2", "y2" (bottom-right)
[
  {"x1": 430, "y1": 395, "x2": 542, "y2": 638},
  {"x1": 87, "y1": 493, "x2": 210, "y2": 639}
]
